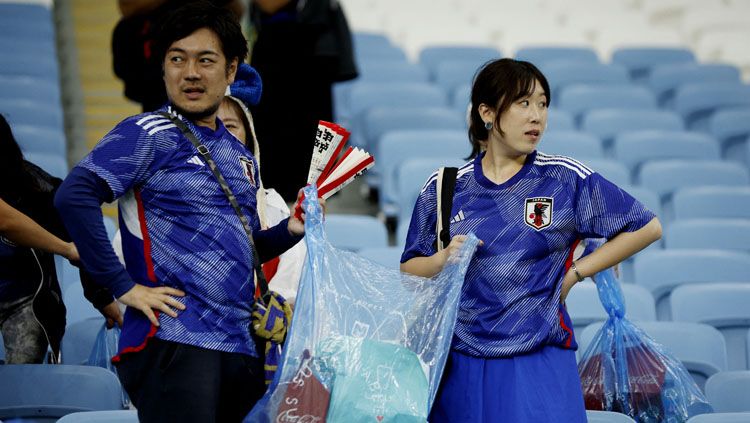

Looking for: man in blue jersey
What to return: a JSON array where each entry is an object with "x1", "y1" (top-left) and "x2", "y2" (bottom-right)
[
  {"x1": 55, "y1": 3, "x2": 306, "y2": 421},
  {"x1": 401, "y1": 59, "x2": 662, "y2": 422}
]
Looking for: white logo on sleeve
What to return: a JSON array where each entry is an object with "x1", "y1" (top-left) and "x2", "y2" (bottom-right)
[
  {"x1": 450, "y1": 209, "x2": 465, "y2": 224},
  {"x1": 186, "y1": 155, "x2": 205, "y2": 167}
]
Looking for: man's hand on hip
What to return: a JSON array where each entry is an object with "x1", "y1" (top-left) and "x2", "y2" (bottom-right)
[{"x1": 118, "y1": 284, "x2": 186, "y2": 327}]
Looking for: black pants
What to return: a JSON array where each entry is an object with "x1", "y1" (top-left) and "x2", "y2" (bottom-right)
[{"x1": 116, "y1": 338, "x2": 266, "y2": 423}]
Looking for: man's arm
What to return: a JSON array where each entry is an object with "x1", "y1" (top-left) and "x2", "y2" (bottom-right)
[{"x1": 0, "y1": 197, "x2": 78, "y2": 261}]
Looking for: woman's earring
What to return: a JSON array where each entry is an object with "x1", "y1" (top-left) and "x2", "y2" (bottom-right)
[{"x1": 484, "y1": 121, "x2": 492, "y2": 130}]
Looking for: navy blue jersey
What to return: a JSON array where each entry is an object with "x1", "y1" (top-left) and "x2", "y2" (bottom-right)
[
  {"x1": 402, "y1": 151, "x2": 655, "y2": 357},
  {"x1": 79, "y1": 106, "x2": 262, "y2": 356}
]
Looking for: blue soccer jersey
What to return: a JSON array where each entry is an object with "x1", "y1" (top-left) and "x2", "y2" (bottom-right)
[
  {"x1": 79, "y1": 106, "x2": 264, "y2": 356},
  {"x1": 401, "y1": 151, "x2": 656, "y2": 358}
]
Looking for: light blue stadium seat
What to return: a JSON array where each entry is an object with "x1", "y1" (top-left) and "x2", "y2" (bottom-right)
[
  {"x1": 709, "y1": 108, "x2": 750, "y2": 162},
  {"x1": 620, "y1": 185, "x2": 662, "y2": 222},
  {"x1": 57, "y1": 410, "x2": 138, "y2": 423},
  {"x1": 637, "y1": 160, "x2": 748, "y2": 202},
  {"x1": 666, "y1": 220, "x2": 750, "y2": 253},
  {"x1": 61, "y1": 317, "x2": 106, "y2": 365},
  {"x1": 514, "y1": 46, "x2": 599, "y2": 67},
  {"x1": 14, "y1": 125, "x2": 66, "y2": 157},
  {"x1": 538, "y1": 130, "x2": 604, "y2": 158},
  {"x1": 0, "y1": 75, "x2": 61, "y2": 104},
  {"x1": 583, "y1": 159, "x2": 631, "y2": 187},
  {"x1": 673, "y1": 82, "x2": 750, "y2": 131},
  {"x1": 558, "y1": 84, "x2": 657, "y2": 124},
  {"x1": 542, "y1": 62, "x2": 629, "y2": 106},
  {"x1": 25, "y1": 152, "x2": 68, "y2": 178},
  {"x1": 353, "y1": 32, "x2": 394, "y2": 52},
  {"x1": 358, "y1": 246, "x2": 404, "y2": 269},
  {"x1": 705, "y1": 371, "x2": 750, "y2": 412},
  {"x1": 396, "y1": 156, "x2": 468, "y2": 226},
  {"x1": 586, "y1": 410, "x2": 637, "y2": 423},
  {"x1": 451, "y1": 83, "x2": 471, "y2": 115},
  {"x1": 432, "y1": 60, "x2": 483, "y2": 94},
  {"x1": 364, "y1": 107, "x2": 464, "y2": 156},
  {"x1": 0, "y1": 100, "x2": 64, "y2": 132},
  {"x1": 0, "y1": 3, "x2": 52, "y2": 23},
  {"x1": 633, "y1": 249, "x2": 750, "y2": 320},
  {"x1": 614, "y1": 131, "x2": 721, "y2": 178},
  {"x1": 686, "y1": 412, "x2": 750, "y2": 422},
  {"x1": 377, "y1": 130, "x2": 467, "y2": 219},
  {"x1": 611, "y1": 47, "x2": 695, "y2": 82},
  {"x1": 0, "y1": 364, "x2": 125, "y2": 422},
  {"x1": 324, "y1": 214, "x2": 388, "y2": 251},
  {"x1": 353, "y1": 32, "x2": 406, "y2": 63},
  {"x1": 581, "y1": 109, "x2": 684, "y2": 148},
  {"x1": 63, "y1": 282, "x2": 101, "y2": 326},
  {"x1": 672, "y1": 284, "x2": 750, "y2": 371},
  {"x1": 649, "y1": 63, "x2": 741, "y2": 108},
  {"x1": 566, "y1": 281, "x2": 656, "y2": 336},
  {"x1": 418, "y1": 45, "x2": 500, "y2": 78},
  {"x1": 672, "y1": 187, "x2": 750, "y2": 220},
  {"x1": 0, "y1": 332, "x2": 5, "y2": 364},
  {"x1": 547, "y1": 108, "x2": 575, "y2": 131},
  {"x1": 0, "y1": 53, "x2": 59, "y2": 80},
  {"x1": 579, "y1": 321, "x2": 727, "y2": 391}
]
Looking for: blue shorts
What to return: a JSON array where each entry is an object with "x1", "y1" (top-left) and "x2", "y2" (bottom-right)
[{"x1": 429, "y1": 345, "x2": 586, "y2": 423}]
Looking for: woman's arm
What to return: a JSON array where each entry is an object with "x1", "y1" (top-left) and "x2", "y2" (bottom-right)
[
  {"x1": 400, "y1": 235, "x2": 471, "y2": 278},
  {"x1": 561, "y1": 217, "x2": 662, "y2": 301},
  {"x1": 0, "y1": 197, "x2": 78, "y2": 261}
]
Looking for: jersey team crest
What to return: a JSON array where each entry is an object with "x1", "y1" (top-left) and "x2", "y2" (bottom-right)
[
  {"x1": 525, "y1": 197, "x2": 553, "y2": 230},
  {"x1": 239, "y1": 156, "x2": 257, "y2": 187}
]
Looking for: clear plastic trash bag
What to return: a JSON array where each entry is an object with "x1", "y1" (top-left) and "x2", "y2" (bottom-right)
[
  {"x1": 245, "y1": 185, "x2": 479, "y2": 423},
  {"x1": 577, "y1": 266, "x2": 713, "y2": 423},
  {"x1": 88, "y1": 323, "x2": 130, "y2": 408}
]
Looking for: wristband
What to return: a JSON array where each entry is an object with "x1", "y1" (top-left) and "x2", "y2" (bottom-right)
[{"x1": 570, "y1": 261, "x2": 585, "y2": 282}]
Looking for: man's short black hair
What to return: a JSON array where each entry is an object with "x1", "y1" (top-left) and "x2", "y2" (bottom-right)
[{"x1": 153, "y1": 1, "x2": 248, "y2": 69}]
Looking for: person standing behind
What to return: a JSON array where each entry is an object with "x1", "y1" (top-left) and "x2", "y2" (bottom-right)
[
  {"x1": 400, "y1": 58, "x2": 662, "y2": 422},
  {"x1": 56, "y1": 3, "x2": 307, "y2": 421},
  {"x1": 249, "y1": 0, "x2": 358, "y2": 201}
]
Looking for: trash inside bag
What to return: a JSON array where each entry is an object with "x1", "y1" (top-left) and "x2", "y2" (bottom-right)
[
  {"x1": 245, "y1": 185, "x2": 479, "y2": 423},
  {"x1": 88, "y1": 323, "x2": 130, "y2": 407},
  {"x1": 578, "y1": 267, "x2": 712, "y2": 423}
]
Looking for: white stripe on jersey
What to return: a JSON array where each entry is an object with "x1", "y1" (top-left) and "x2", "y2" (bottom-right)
[
  {"x1": 534, "y1": 159, "x2": 591, "y2": 179},
  {"x1": 420, "y1": 162, "x2": 474, "y2": 194},
  {"x1": 147, "y1": 123, "x2": 177, "y2": 136},
  {"x1": 136, "y1": 114, "x2": 163, "y2": 126},
  {"x1": 536, "y1": 152, "x2": 593, "y2": 174},
  {"x1": 140, "y1": 118, "x2": 171, "y2": 130}
]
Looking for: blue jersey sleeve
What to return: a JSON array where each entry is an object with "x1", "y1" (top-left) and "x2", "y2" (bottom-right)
[
  {"x1": 574, "y1": 172, "x2": 656, "y2": 240},
  {"x1": 401, "y1": 173, "x2": 439, "y2": 263}
]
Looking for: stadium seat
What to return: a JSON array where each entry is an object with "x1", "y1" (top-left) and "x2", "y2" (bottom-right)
[
  {"x1": 648, "y1": 63, "x2": 741, "y2": 107},
  {"x1": 705, "y1": 371, "x2": 750, "y2": 412},
  {"x1": 619, "y1": 186, "x2": 662, "y2": 222},
  {"x1": 611, "y1": 47, "x2": 695, "y2": 81},
  {"x1": 637, "y1": 160, "x2": 748, "y2": 201},
  {"x1": 547, "y1": 109, "x2": 575, "y2": 131},
  {"x1": 558, "y1": 84, "x2": 657, "y2": 123},
  {"x1": 585, "y1": 410, "x2": 637, "y2": 423},
  {"x1": 363, "y1": 107, "x2": 464, "y2": 155},
  {"x1": 633, "y1": 249, "x2": 750, "y2": 320},
  {"x1": 450, "y1": 83, "x2": 471, "y2": 115},
  {"x1": 432, "y1": 60, "x2": 484, "y2": 94},
  {"x1": 63, "y1": 283, "x2": 102, "y2": 326},
  {"x1": 671, "y1": 284, "x2": 750, "y2": 370},
  {"x1": 24, "y1": 152, "x2": 68, "y2": 179},
  {"x1": 0, "y1": 75, "x2": 61, "y2": 104},
  {"x1": 396, "y1": 156, "x2": 468, "y2": 226},
  {"x1": 13, "y1": 125, "x2": 66, "y2": 157},
  {"x1": 0, "y1": 100, "x2": 64, "y2": 133},
  {"x1": 353, "y1": 32, "x2": 395, "y2": 53},
  {"x1": 348, "y1": 82, "x2": 448, "y2": 120},
  {"x1": 358, "y1": 247, "x2": 404, "y2": 269},
  {"x1": 614, "y1": 131, "x2": 721, "y2": 177},
  {"x1": 538, "y1": 130, "x2": 604, "y2": 159},
  {"x1": 672, "y1": 187, "x2": 750, "y2": 220},
  {"x1": 324, "y1": 214, "x2": 388, "y2": 251},
  {"x1": 579, "y1": 321, "x2": 727, "y2": 390},
  {"x1": 61, "y1": 317, "x2": 106, "y2": 365},
  {"x1": 686, "y1": 412, "x2": 750, "y2": 422},
  {"x1": 377, "y1": 130, "x2": 467, "y2": 218},
  {"x1": 581, "y1": 109, "x2": 684, "y2": 147},
  {"x1": 57, "y1": 410, "x2": 139, "y2": 423},
  {"x1": 514, "y1": 46, "x2": 599, "y2": 67},
  {"x1": 583, "y1": 159, "x2": 631, "y2": 187},
  {"x1": 665, "y1": 220, "x2": 750, "y2": 253},
  {"x1": 418, "y1": 46, "x2": 500, "y2": 77},
  {"x1": 672, "y1": 82, "x2": 750, "y2": 131},
  {"x1": 542, "y1": 62, "x2": 629, "y2": 106},
  {"x1": 566, "y1": 281, "x2": 656, "y2": 335},
  {"x1": 708, "y1": 108, "x2": 750, "y2": 161},
  {"x1": 0, "y1": 332, "x2": 5, "y2": 364},
  {"x1": 0, "y1": 364, "x2": 125, "y2": 422}
]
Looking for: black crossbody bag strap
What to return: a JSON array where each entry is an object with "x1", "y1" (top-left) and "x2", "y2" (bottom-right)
[
  {"x1": 160, "y1": 112, "x2": 270, "y2": 299},
  {"x1": 436, "y1": 166, "x2": 458, "y2": 251}
]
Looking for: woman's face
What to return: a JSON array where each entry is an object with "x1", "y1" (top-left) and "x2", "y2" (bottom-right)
[
  {"x1": 218, "y1": 100, "x2": 247, "y2": 145},
  {"x1": 486, "y1": 79, "x2": 548, "y2": 156}
]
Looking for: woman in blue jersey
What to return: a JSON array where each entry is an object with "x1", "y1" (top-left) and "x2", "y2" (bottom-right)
[{"x1": 400, "y1": 58, "x2": 662, "y2": 422}]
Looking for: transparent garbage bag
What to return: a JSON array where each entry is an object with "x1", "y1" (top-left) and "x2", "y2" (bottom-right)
[
  {"x1": 578, "y1": 265, "x2": 713, "y2": 422},
  {"x1": 245, "y1": 185, "x2": 479, "y2": 423},
  {"x1": 88, "y1": 323, "x2": 130, "y2": 408}
]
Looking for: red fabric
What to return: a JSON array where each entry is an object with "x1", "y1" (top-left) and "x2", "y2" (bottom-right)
[{"x1": 276, "y1": 351, "x2": 330, "y2": 421}]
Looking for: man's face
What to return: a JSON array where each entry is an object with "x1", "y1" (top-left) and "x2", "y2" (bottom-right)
[{"x1": 163, "y1": 27, "x2": 238, "y2": 126}]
